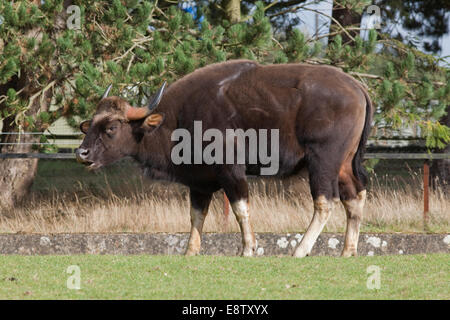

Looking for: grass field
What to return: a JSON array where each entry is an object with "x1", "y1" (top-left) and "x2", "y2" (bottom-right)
[{"x1": 0, "y1": 254, "x2": 448, "y2": 299}]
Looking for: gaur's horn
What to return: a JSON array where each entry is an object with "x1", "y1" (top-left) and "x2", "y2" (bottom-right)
[
  {"x1": 148, "y1": 81, "x2": 166, "y2": 111},
  {"x1": 101, "y1": 84, "x2": 112, "y2": 99},
  {"x1": 126, "y1": 81, "x2": 167, "y2": 120}
]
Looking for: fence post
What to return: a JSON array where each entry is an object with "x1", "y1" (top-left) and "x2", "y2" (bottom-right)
[
  {"x1": 423, "y1": 160, "x2": 429, "y2": 229},
  {"x1": 223, "y1": 192, "x2": 230, "y2": 220}
]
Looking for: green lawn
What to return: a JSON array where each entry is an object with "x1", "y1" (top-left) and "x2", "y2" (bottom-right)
[{"x1": 0, "y1": 254, "x2": 448, "y2": 299}]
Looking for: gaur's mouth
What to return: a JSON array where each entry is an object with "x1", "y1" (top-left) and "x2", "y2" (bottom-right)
[
  {"x1": 76, "y1": 155, "x2": 90, "y2": 165},
  {"x1": 76, "y1": 157, "x2": 102, "y2": 170},
  {"x1": 87, "y1": 162, "x2": 102, "y2": 171}
]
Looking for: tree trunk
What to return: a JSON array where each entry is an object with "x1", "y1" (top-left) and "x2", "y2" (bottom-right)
[
  {"x1": 224, "y1": 0, "x2": 241, "y2": 23},
  {"x1": 0, "y1": 133, "x2": 39, "y2": 211},
  {"x1": 330, "y1": 1, "x2": 361, "y2": 45},
  {"x1": 430, "y1": 105, "x2": 450, "y2": 190},
  {"x1": 0, "y1": 83, "x2": 53, "y2": 211},
  {"x1": 0, "y1": 1, "x2": 71, "y2": 212}
]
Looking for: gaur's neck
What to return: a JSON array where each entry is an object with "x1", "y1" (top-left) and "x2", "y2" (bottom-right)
[{"x1": 133, "y1": 127, "x2": 176, "y2": 182}]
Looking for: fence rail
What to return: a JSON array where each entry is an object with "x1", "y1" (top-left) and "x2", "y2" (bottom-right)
[
  {"x1": 0, "y1": 153, "x2": 449, "y2": 159},
  {"x1": 0, "y1": 153, "x2": 76, "y2": 159}
]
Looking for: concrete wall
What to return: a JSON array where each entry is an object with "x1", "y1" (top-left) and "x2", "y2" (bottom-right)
[{"x1": 0, "y1": 233, "x2": 448, "y2": 256}]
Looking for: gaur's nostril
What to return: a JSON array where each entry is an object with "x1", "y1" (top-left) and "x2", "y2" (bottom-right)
[{"x1": 76, "y1": 148, "x2": 90, "y2": 159}]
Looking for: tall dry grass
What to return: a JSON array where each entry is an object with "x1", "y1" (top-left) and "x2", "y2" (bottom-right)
[{"x1": 0, "y1": 168, "x2": 448, "y2": 234}]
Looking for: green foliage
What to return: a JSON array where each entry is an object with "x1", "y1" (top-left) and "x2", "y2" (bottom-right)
[
  {"x1": 0, "y1": 59, "x2": 18, "y2": 83},
  {"x1": 384, "y1": 62, "x2": 396, "y2": 79},
  {"x1": 401, "y1": 52, "x2": 415, "y2": 74},
  {"x1": 38, "y1": 135, "x2": 59, "y2": 153},
  {"x1": 422, "y1": 121, "x2": 450, "y2": 149},
  {"x1": 0, "y1": 0, "x2": 448, "y2": 151},
  {"x1": 327, "y1": 34, "x2": 343, "y2": 62},
  {"x1": 364, "y1": 158, "x2": 379, "y2": 175},
  {"x1": 286, "y1": 29, "x2": 308, "y2": 62},
  {"x1": 365, "y1": 29, "x2": 377, "y2": 54}
]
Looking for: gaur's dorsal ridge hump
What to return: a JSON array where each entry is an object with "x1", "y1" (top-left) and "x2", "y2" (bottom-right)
[{"x1": 167, "y1": 60, "x2": 258, "y2": 93}]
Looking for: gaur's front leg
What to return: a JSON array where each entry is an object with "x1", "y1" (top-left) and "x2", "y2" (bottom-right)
[{"x1": 185, "y1": 190, "x2": 212, "y2": 256}]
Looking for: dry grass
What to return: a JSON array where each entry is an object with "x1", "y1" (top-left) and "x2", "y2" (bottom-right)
[{"x1": 0, "y1": 164, "x2": 448, "y2": 234}]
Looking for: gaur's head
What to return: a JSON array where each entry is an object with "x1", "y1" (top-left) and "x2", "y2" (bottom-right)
[{"x1": 75, "y1": 83, "x2": 166, "y2": 170}]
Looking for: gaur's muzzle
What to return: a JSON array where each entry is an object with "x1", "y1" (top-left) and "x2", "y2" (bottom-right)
[{"x1": 75, "y1": 147, "x2": 91, "y2": 164}]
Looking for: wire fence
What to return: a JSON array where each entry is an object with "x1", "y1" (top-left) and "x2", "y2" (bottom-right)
[
  {"x1": 0, "y1": 132, "x2": 82, "y2": 146},
  {"x1": 1, "y1": 152, "x2": 449, "y2": 159}
]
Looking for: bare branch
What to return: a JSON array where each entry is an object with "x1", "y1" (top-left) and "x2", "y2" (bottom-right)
[
  {"x1": 268, "y1": 1, "x2": 315, "y2": 18},
  {"x1": 301, "y1": 7, "x2": 356, "y2": 42},
  {"x1": 349, "y1": 72, "x2": 382, "y2": 79}
]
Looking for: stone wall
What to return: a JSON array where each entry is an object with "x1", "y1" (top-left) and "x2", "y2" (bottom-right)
[{"x1": 0, "y1": 233, "x2": 449, "y2": 256}]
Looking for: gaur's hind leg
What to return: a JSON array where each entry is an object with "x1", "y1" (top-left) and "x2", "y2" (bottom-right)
[
  {"x1": 185, "y1": 190, "x2": 212, "y2": 256},
  {"x1": 222, "y1": 177, "x2": 256, "y2": 257},
  {"x1": 339, "y1": 164, "x2": 367, "y2": 257},
  {"x1": 293, "y1": 157, "x2": 339, "y2": 258},
  {"x1": 231, "y1": 198, "x2": 256, "y2": 257}
]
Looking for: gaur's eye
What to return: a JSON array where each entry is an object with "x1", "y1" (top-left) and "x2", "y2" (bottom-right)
[
  {"x1": 104, "y1": 120, "x2": 121, "y2": 137},
  {"x1": 105, "y1": 124, "x2": 118, "y2": 136}
]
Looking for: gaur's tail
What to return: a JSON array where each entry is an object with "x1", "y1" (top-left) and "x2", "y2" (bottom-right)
[{"x1": 352, "y1": 85, "x2": 373, "y2": 188}]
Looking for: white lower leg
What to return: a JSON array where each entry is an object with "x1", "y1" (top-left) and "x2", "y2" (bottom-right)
[
  {"x1": 231, "y1": 199, "x2": 256, "y2": 257},
  {"x1": 293, "y1": 195, "x2": 333, "y2": 258},
  {"x1": 341, "y1": 190, "x2": 366, "y2": 257},
  {"x1": 185, "y1": 206, "x2": 207, "y2": 256}
]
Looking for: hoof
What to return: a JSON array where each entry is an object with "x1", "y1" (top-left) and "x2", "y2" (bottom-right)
[
  {"x1": 185, "y1": 248, "x2": 200, "y2": 256},
  {"x1": 293, "y1": 247, "x2": 310, "y2": 258},
  {"x1": 341, "y1": 250, "x2": 357, "y2": 257},
  {"x1": 240, "y1": 244, "x2": 256, "y2": 257}
]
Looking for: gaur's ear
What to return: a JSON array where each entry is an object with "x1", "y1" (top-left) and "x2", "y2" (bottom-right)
[
  {"x1": 80, "y1": 120, "x2": 91, "y2": 134},
  {"x1": 144, "y1": 113, "x2": 164, "y2": 128}
]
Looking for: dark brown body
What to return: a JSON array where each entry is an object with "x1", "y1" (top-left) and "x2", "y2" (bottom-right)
[{"x1": 77, "y1": 60, "x2": 373, "y2": 257}]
